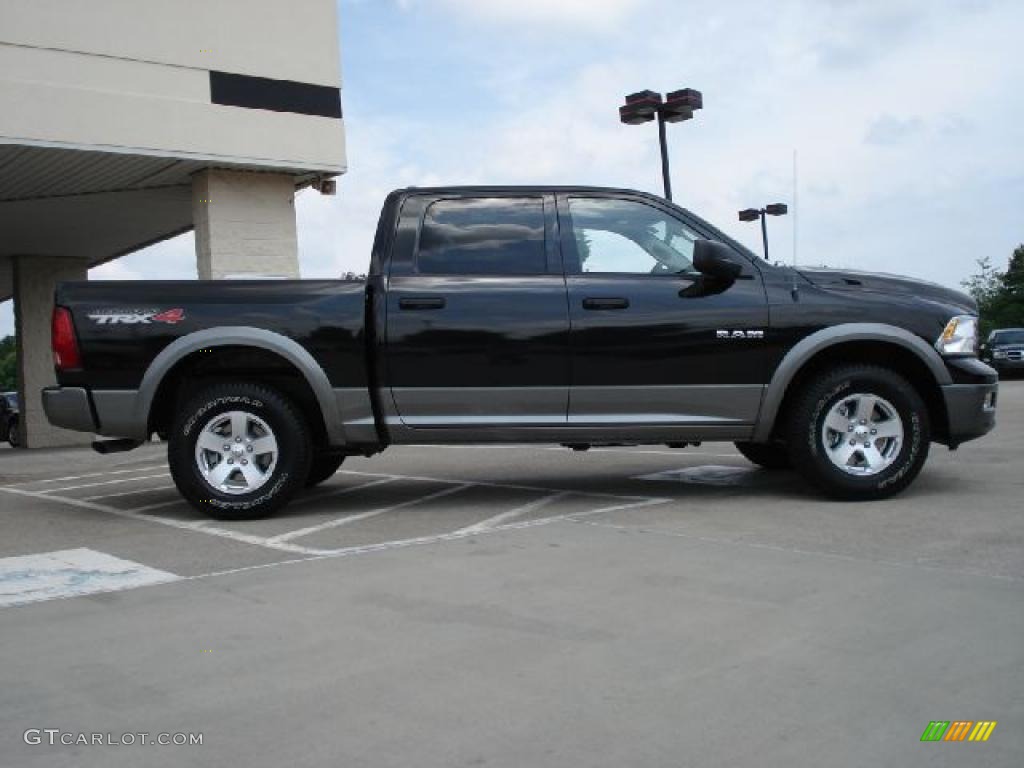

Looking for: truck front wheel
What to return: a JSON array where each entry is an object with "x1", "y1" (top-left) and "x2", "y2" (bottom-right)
[
  {"x1": 168, "y1": 383, "x2": 312, "y2": 519},
  {"x1": 786, "y1": 365, "x2": 930, "y2": 500}
]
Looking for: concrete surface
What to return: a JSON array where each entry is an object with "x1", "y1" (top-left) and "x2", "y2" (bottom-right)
[{"x1": 0, "y1": 381, "x2": 1022, "y2": 767}]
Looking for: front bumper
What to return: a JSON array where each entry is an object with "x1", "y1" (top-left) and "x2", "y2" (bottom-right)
[
  {"x1": 939, "y1": 358, "x2": 997, "y2": 446},
  {"x1": 42, "y1": 387, "x2": 97, "y2": 433}
]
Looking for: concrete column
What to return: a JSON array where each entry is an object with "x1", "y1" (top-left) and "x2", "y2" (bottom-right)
[
  {"x1": 193, "y1": 169, "x2": 300, "y2": 280},
  {"x1": 13, "y1": 255, "x2": 91, "y2": 448}
]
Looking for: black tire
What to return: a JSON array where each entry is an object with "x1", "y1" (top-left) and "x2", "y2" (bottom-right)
[
  {"x1": 305, "y1": 453, "x2": 345, "y2": 488},
  {"x1": 7, "y1": 417, "x2": 19, "y2": 448},
  {"x1": 168, "y1": 383, "x2": 312, "y2": 519},
  {"x1": 786, "y1": 365, "x2": 930, "y2": 500},
  {"x1": 734, "y1": 441, "x2": 791, "y2": 470}
]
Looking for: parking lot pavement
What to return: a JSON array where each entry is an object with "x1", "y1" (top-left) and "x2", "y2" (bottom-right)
[{"x1": 1, "y1": 382, "x2": 1022, "y2": 767}]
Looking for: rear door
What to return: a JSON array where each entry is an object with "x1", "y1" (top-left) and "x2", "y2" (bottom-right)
[
  {"x1": 559, "y1": 193, "x2": 770, "y2": 427},
  {"x1": 385, "y1": 193, "x2": 570, "y2": 428}
]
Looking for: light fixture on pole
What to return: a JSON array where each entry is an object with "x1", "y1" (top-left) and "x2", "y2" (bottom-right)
[
  {"x1": 739, "y1": 203, "x2": 788, "y2": 262},
  {"x1": 619, "y1": 88, "x2": 703, "y2": 202}
]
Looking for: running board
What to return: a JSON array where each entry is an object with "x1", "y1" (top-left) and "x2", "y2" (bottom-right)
[{"x1": 92, "y1": 439, "x2": 143, "y2": 454}]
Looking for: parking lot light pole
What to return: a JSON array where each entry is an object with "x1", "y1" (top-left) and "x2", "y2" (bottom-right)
[
  {"x1": 739, "y1": 203, "x2": 788, "y2": 262},
  {"x1": 619, "y1": 88, "x2": 703, "y2": 202}
]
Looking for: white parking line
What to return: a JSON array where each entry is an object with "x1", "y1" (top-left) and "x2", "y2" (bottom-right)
[
  {"x1": 5, "y1": 465, "x2": 167, "y2": 487},
  {"x1": 117, "y1": 477, "x2": 398, "y2": 516},
  {"x1": 0, "y1": 484, "x2": 323, "y2": 556},
  {"x1": 338, "y1": 469, "x2": 659, "y2": 501},
  {"x1": 268, "y1": 483, "x2": 472, "y2": 545},
  {"x1": 0, "y1": 468, "x2": 674, "y2": 609},
  {"x1": 38, "y1": 473, "x2": 170, "y2": 495},
  {"x1": 130, "y1": 498, "x2": 190, "y2": 515},
  {"x1": 84, "y1": 484, "x2": 176, "y2": 501},
  {"x1": 287, "y1": 476, "x2": 398, "y2": 508},
  {"x1": 0, "y1": 465, "x2": 671, "y2": 561},
  {"x1": 309, "y1": 495, "x2": 670, "y2": 557},
  {"x1": 454, "y1": 491, "x2": 570, "y2": 535}
]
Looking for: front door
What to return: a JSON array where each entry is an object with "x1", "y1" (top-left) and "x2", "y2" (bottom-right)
[
  {"x1": 559, "y1": 194, "x2": 770, "y2": 427},
  {"x1": 385, "y1": 193, "x2": 570, "y2": 428}
]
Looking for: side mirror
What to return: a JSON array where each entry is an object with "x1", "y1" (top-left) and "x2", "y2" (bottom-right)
[{"x1": 693, "y1": 239, "x2": 743, "y2": 281}]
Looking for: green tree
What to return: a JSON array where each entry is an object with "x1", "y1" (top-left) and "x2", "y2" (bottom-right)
[
  {"x1": 0, "y1": 335, "x2": 16, "y2": 392},
  {"x1": 962, "y1": 256, "x2": 1002, "y2": 307},
  {"x1": 963, "y1": 246, "x2": 1024, "y2": 335},
  {"x1": 1001, "y1": 245, "x2": 1024, "y2": 296}
]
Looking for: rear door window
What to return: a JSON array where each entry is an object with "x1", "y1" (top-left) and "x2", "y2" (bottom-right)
[{"x1": 417, "y1": 197, "x2": 546, "y2": 275}]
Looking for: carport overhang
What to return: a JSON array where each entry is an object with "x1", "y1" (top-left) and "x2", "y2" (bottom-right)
[{"x1": 0, "y1": 141, "x2": 335, "y2": 300}]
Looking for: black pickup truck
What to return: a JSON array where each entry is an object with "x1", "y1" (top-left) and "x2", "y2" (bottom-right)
[{"x1": 43, "y1": 186, "x2": 997, "y2": 518}]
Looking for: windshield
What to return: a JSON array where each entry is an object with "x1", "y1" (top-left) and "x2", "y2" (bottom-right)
[{"x1": 991, "y1": 330, "x2": 1024, "y2": 345}]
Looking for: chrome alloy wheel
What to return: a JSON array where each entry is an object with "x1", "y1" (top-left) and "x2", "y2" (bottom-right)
[
  {"x1": 820, "y1": 392, "x2": 904, "y2": 477},
  {"x1": 194, "y1": 410, "x2": 278, "y2": 495}
]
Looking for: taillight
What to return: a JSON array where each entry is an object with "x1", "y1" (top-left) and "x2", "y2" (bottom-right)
[{"x1": 52, "y1": 306, "x2": 82, "y2": 370}]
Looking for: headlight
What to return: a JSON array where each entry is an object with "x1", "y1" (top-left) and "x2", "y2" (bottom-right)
[
  {"x1": 935, "y1": 315, "x2": 978, "y2": 356},
  {"x1": 993, "y1": 350, "x2": 1008, "y2": 359}
]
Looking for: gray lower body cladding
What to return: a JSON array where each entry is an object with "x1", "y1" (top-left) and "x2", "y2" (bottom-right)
[
  {"x1": 42, "y1": 386, "x2": 376, "y2": 446},
  {"x1": 42, "y1": 379, "x2": 997, "y2": 450}
]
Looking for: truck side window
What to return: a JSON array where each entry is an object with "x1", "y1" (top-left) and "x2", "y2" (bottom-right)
[
  {"x1": 567, "y1": 197, "x2": 699, "y2": 275},
  {"x1": 417, "y1": 197, "x2": 546, "y2": 275}
]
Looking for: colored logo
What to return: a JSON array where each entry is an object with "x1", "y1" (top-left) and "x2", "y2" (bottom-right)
[
  {"x1": 151, "y1": 308, "x2": 185, "y2": 324},
  {"x1": 920, "y1": 721, "x2": 997, "y2": 742},
  {"x1": 87, "y1": 308, "x2": 185, "y2": 325}
]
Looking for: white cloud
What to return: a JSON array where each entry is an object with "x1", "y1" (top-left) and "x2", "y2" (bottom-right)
[
  {"x1": 89, "y1": 234, "x2": 197, "y2": 282},
  {"x1": 400, "y1": 0, "x2": 1023, "y2": 285}
]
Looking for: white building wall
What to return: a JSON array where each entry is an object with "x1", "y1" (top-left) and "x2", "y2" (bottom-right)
[
  {"x1": 0, "y1": 0, "x2": 345, "y2": 172},
  {"x1": 0, "y1": 0, "x2": 342, "y2": 85}
]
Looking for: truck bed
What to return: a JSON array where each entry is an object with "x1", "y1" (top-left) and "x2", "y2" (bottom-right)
[{"x1": 55, "y1": 279, "x2": 368, "y2": 391}]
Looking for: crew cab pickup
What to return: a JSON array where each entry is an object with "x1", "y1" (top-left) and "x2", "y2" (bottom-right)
[{"x1": 43, "y1": 187, "x2": 998, "y2": 518}]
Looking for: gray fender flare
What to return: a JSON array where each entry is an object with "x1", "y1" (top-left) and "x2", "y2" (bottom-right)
[
  {"x1": 136, "y1": 327, "x2": 345, "y2": 444},
  {"x1": 752, "y1": 323, "x2": 951, "y2": 442}
]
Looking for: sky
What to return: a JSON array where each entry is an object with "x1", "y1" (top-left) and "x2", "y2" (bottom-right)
[{"x1": 2, "y1": 0, "x2": 1022, "y2": 336}]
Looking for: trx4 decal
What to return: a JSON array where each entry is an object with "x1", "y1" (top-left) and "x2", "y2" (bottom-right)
[{"x1": 87, "y1": 308, "x2": 186, "y2": 325}]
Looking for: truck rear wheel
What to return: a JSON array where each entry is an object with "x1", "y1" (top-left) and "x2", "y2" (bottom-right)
[
  {"x1": 306, "y1": 454, "x2": 345, "y2": 487},
  {"x1": 734, "y1": 441, "x2": 791, "y2": 470},
  {"x1": 168, "y1": 383, "x2": 312, "y2": 519},
  {"x1": 786, "y1": 365, "x2": 930, "y2": 500}
]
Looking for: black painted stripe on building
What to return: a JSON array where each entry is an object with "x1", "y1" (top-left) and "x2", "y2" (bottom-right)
[{"x1": 209, "y1": 71, "x2": 342, "y2": 119}]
